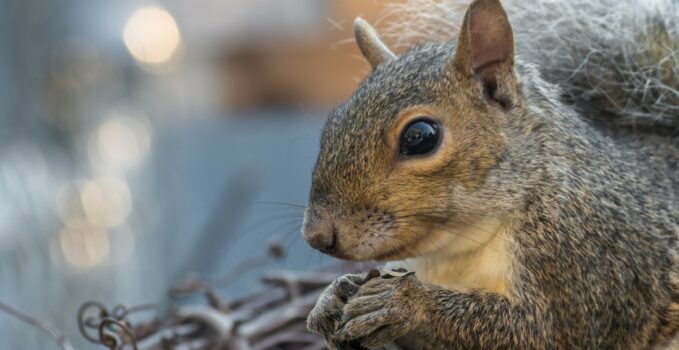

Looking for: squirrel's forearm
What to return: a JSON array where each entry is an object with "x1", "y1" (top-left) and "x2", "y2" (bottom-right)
[{"x1": 412, "y1": 285, "x2": 542, "y2": 349}]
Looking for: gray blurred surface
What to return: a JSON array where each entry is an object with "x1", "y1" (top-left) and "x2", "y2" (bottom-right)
[
  {"x1": 158, "y1": 116, "x2": 329, "y2": 290},
  {"x1": 0, "y1": 116, "x2": 330, "y2": 349}
]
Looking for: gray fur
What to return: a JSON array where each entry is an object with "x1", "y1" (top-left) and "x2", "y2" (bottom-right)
[{"x1": 304, "y1": 0, "x2": 679, "y2": 348}]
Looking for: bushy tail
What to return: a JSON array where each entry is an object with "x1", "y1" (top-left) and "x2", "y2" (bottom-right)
[{"x1": 380, "y1": 0, "x2": 679, "y2": 129}]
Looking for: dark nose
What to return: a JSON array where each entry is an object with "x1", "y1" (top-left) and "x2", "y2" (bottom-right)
[{"x1": 305, "y1": 225, "x2": 337, "y2": 254}]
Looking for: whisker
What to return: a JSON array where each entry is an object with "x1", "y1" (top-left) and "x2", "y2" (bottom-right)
[
  {"x1": 250, "y1": 200, "x2": 307, "y2": 209},
  {"x1": 255, "y1": 219, "x2": 303, "y2": 246},
  {"x1": 239, "y1": 213, "x2": 305, "y2": 237}
]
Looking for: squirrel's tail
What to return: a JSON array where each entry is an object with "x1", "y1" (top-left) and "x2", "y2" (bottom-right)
[{"x1": 381, "y1": 0, "x2": 679, "y2": 129}]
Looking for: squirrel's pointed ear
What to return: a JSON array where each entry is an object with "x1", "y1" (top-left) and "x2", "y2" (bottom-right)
[
  {"x1": 354, "y1": 17, "x2": 396, "y2": 69},
  {"x1": 453, "y1": 0, "x2": 516, "y2": 108}
]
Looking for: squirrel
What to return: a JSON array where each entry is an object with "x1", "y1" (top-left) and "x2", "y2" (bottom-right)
[{"x1": 301, "y1": 0, "x2": 679, "y2": 348}]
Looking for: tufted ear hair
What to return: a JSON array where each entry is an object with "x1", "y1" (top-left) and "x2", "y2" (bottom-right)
[
  {"x1": 453, "y1": 0, "x2": 516, "y2": 108},
  {"x1": 354, "y1": 17, "x2": 396, "y2": 69}
]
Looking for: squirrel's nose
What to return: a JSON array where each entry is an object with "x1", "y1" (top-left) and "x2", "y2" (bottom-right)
[{"x1": 304, "y1": 224, "x2": 338, "y2": 255}]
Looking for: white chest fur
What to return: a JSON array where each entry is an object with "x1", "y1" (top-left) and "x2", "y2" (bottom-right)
[{"x1": 389, "y1": 219, "x2": 512, "y2": 296}]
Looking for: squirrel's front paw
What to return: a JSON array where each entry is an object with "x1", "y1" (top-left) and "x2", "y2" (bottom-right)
[
  {"x1": 333, "y1": 270, "x2": 426, "y2": 349},
  {"x1": 306, "y1": 271, "x2": 378, "y2": 347}
]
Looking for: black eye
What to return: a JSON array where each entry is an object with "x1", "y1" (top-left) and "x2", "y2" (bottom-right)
[{"x1": 399, "y1": 118, "x2": 441, "y2": 157}]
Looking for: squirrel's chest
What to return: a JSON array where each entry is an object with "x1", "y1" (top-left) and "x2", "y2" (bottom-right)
[{"x1": 399, "y1": 222, "x2": 512, "y2": 296}]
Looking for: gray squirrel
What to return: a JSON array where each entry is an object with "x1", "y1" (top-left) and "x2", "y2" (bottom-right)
[{"x1": 302, "y1": 0, "x2": 679, "y2": 348}]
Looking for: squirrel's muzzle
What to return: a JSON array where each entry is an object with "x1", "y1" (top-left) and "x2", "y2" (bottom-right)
[
  {"x1": 305, "y1": 226, "x2": 337, "y2": 255},
  {"x1": 302, "y1": 210, "x2": 338, "y2": 255}
]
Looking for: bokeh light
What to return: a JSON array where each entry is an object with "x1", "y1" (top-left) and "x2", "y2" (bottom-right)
[
  {"x1": 55, "y1": 177, "x2": 132, "y2": 268},
  {"x1": 80, "y1": 177, "x2": 132, "y2": 228},
  {"x1": 58, "y1": 226, "x2": 110, "y2": 268},
  {"x1": 56, "y1": 180, "x2": 91, "y2": 229},
  {"x1": 93, "y1": 113, "x2": 152, "y2": 171},
  {"x1": 123, "y1": 5, "x2": 181, "y2": 66}
]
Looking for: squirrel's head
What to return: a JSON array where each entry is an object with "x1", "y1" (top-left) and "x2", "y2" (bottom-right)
[{"x1": 303, "y1": 0, "x2": 522, "y2": 261}]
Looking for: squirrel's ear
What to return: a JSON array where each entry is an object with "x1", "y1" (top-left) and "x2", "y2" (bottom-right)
[
  {"x1": 354, "y1": 17, "x2": 396, "y2": 69},
  {"x1": 453, "y1": 0, "x2": 516, "y2": 108}
]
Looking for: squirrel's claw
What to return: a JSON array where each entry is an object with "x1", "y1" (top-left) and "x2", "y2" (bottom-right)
[
  {"x1": 306, "y1": 272, "x2": 376, "y2": 338},
  {"x1": 332, "y1": 271, "x2": 424, "y2": 348}
]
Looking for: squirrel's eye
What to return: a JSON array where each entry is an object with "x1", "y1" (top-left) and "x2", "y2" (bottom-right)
[{"x1": 399, "y1": 118, "x2": 441, "y2": 157}]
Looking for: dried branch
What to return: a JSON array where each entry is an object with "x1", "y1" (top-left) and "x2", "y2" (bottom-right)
[
  {"x1": 177, "y1": 305, "x2": 234, "y2": 341},
  {"x1": 75, "y1": 237, "x2": 370, "y2": 349},
  {"x1": 78, "y1": 267, "x2": 349, "y2": 349},
  {"x1": 0, "y1": 301, "x2": 76, "y2": 350}
]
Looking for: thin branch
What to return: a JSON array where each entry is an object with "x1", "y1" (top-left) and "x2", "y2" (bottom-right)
[{"x1": 0, "y1": 301, "x2": 76, "y2": 350}]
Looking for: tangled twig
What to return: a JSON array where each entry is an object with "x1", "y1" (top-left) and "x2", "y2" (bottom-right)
[
  {"x1": 98, "y1": 318, "x2": 138, "y2": 350},
  {"x1": 78, "y1": 301, "x2": 155, "y2": 349},
  {"x1": 76, "y1": 265, "x2": 358, "y2": 349}
]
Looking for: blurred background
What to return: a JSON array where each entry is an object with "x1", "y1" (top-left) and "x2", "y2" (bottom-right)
[{"x1": 0, "y1": 0, "x2": 404, "y2": 348}]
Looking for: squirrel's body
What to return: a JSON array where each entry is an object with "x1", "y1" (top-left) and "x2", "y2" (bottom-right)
[
  {"x1": 393, "y1": 55, "x2": 679, "y2": 348},
  {"x1": 303, "y1": 1, "x2": 679, "y2": 348}
]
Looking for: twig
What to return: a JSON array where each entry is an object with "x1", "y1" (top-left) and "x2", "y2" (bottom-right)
[
  {"x1": 169, "y1": 241, "x2": 285, "y2": 299},
  {"x1": 131, "y1": 323, "x2": 200, "y2": 349},
  {"x1": 208, "y1": 241, "x2": 285, "y2": 288},
  {"x1": 177, "y1": 305, "x2": 234, "y2": 341},
  {"x1": 252, "y1": 332, "x2": 319, "y2": 350},
  {"x1": 261, "y1": 270, "x2": 339, "y2": 289},
  {"x1": 98, "y1": 318, "x2": 138, "y2": 350},
  {"x1": 238, "y1": 289, "x2": 323, "y2": 340},
  {"x1": 79, "y1": 265, "x2": 360, "y2": 349},
  {"x1": 0, "y1": 301, "x2": 76, "y2": 350}
]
